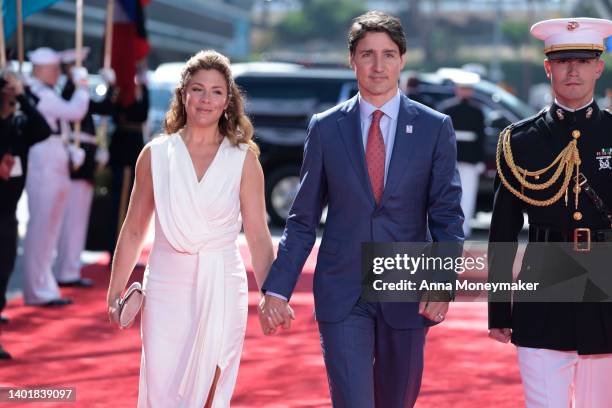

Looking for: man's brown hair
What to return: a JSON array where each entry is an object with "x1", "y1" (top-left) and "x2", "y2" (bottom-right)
[{"x1": 348, "y1": 11, "x2": 407, "y2": 56}]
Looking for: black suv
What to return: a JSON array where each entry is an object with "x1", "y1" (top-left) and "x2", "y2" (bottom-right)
[{"x1": 232, "y1": 63, "x2": 358, "y2": 225}]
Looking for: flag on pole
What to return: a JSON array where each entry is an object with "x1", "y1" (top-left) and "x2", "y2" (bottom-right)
[
  {"x1": 2, "y1": 0, "x2": 60, "y2": 39},
  {"x1": 112, "y1": 0, "x2": 150, "y2": 107}
]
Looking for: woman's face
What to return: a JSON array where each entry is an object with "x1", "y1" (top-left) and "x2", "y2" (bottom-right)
[{"x1": 182, "y1": 69, "x2": 229, "y2": 129}]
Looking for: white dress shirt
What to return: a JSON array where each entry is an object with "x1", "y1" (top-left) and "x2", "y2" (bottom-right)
[{"x1": 358, "y1": 89, "x2": 401, "y2": 185}]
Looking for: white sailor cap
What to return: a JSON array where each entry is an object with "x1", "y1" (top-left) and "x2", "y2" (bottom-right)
[
  {"x1": 531, "y1": 17, "x2": 612, "y2": 60},
  {"x1": 27, "y1": 47, "x2": 60, "y2": 65},
  {"x1": 60, "y1": 47, "x2": 91, "y2": 64},
  {"x1": 436, "y1": 68, "x2": 480, "y2": 87}
]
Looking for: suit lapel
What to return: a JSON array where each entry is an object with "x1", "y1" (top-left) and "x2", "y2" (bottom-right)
[
  {"x1": 337, "y1": 96, "x2": 376, "y2": 206},
  {"x1": 380, "y1": 95, "x2": 419, "y2": 205}
]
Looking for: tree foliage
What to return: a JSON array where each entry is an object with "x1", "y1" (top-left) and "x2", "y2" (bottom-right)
[
  {"x1": 274, "y1": 0, "x2": 366, "y2": 46},
  {"x1": 501, "y1": 20, "x2": 531, "y2": 47}
]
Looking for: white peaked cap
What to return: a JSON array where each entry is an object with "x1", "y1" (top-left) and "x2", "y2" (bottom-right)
[{"x1": 531, "y1": 17, "x2": 612, "y2": 59}]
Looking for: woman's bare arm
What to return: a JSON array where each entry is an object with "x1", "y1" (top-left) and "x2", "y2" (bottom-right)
[
  {"x1": 106, "y1": 145, "x2": 155, "y2": 317},
  {"x1": 240, "y1": 149, "x2": 275, "y2": 292}
]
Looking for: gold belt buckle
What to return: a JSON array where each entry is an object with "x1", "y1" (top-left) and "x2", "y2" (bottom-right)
[{"x1": 573, "y1": 228, "x2": 591, "y2": 252}]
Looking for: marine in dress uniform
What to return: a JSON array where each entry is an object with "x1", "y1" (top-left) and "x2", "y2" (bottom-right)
[
  {"x1": 22, "y1": 47, "x2": 89, "y2": 306},
  {"x1": 488, "y1": 18, "x2": 612, "y2": 407},
  {"x1": 0, "y1": 73, "x2": 52, "y2": 359},
  {"x1": 53, "y1": 48, "x2": 115, "y2": 288},
  {"x1": 439, "y1": 76, "x2": 486, "y2": 237}
]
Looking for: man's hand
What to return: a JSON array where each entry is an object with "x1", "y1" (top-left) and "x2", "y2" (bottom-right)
[
  {"x1": 99, "y1": 68, "x2": 116, "y2": 85},
  {"x1": 0, "y1": 154, "x2": 15, "y2": 180},
  {"x1": 68, "y1": 145, "x2": 86, "y2": 169},
  {"x1": 70, "y1": 66, "x2": 89, "y2": 87},
  {"x1": 419, "y1": 290, "x2": 450, "y2": 322},
  {"x1": 258, "y1": 294, "x2": 295, "y2": 335},
  {"x1": 489, "y1": 328, "x2": 512, "y2": 343},
  {"x1": 3, "y1": 71, "x2": 24, "y2": 96}
]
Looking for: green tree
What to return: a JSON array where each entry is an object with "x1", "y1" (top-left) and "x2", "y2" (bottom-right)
[
  {"x1": 274, "y1": 0, "x2": 366, "y2": 47},
  {"x1": 501, "y1": 20, "x2": 531, "y2": 51}
]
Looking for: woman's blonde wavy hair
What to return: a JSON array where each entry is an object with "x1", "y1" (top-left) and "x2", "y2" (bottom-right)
[{"x1": 163, "y1": 50, "x2": 258, "y2": 155}]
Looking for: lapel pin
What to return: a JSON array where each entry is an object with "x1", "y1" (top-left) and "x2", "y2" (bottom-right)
[{"x1": 406, "y1": 125, "x2": 413, "y2": 134}]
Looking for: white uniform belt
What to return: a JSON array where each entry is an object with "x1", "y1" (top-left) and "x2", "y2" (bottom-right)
[{"x1": 455, "y1": 130, "x2": 477, "y2": 142}]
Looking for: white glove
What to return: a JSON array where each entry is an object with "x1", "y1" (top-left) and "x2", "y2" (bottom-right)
[
  {"x1": 95, "y1": 146, "x2": 109, "y2": 166},
  {"x1": 68, "y1": 144, "x2": 86, "y2": 169},
  {"x1": 476, "y1": 162, "x2": 486, "y2": 174},
  {"x1": 70, "y1": 66, "x2": 89, "y2": 87},
  {"x1": 99, "y1": 68, "x2": 116, "y2": 85},
  {"x1": 135, "y1": 71, "x2": 148, "y2": 86}
]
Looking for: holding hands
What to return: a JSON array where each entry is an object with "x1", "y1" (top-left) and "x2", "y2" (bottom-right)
[{"x1": 258, "y1": 294, "x2": 295, "y2": 335}]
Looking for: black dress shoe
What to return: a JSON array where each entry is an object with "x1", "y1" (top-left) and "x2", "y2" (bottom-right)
[
  {"x1": 58, "y1": 278, "x2": 94, "y2": 288},
  {"x1": 0, "y1": 345, "x2": 12, "y2": 360},
  {"x1": 41, "y1": 298, "x2": 73, "y2": 307},
  {"x1": 0, "y1": 315, "x2": 8, "y2": 324}
]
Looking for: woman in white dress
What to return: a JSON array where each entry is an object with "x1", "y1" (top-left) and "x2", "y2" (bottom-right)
[{"x1": 106, "y1": 50, "x2": 280, "y2": 407}]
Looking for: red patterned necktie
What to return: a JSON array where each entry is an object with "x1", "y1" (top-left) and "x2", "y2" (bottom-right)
[{"x1": 365, "y1": 110, "x2": 385, "y2": 204}]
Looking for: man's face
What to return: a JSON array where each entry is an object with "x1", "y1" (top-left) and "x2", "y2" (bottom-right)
[
  {"x1": 350, "y1": 31, "x2": 406, "y2": 105},
  {"x1": 456, "y1": 85, "x2": 474, "y2": 99},
  {"x1": 544, "y1": 57, "x2": 604, "y2": 108},
  {"x1": 34, "y1": 63, "x2": 61, "y2": 86}
]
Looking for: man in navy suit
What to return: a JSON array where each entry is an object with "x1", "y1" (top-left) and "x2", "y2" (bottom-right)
[{"x1": 260, "y1": 11, "x2": 464, "y2": 407}]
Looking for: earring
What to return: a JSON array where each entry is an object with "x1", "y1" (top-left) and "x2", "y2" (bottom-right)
[{"x1": 224, "y1": 111, "x2": 229, "y2": 121}]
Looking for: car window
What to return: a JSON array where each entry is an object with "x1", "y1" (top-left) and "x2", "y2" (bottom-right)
[
  {"x1": 475, "y1": 80, "x2": 535, "y2": 120},
  {"x1": 421, "y1": 89, "x2": 454, "y2": 110},
  {"x1": 237, "y1": 77, "x2": 342, "y2": 103},
  {"x1": 235, "y1": 77, "x2": 344, "y2": 130},
  {"x1": 149, "y1": 85, "x2": 175, "y2": 113}
]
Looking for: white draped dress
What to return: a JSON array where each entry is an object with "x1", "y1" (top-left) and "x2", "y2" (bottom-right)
[{"x1": 138, "y1": 133, "x2": 249, "y2": 407}]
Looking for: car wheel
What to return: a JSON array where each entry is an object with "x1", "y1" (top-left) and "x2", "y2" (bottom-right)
[{"x1": 265, "y1": 166, "x2": 301, "y2": 227}]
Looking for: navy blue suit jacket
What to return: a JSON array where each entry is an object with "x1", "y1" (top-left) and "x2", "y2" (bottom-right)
[{"x1": 262, "y1": 93, "x2": 464, "y2": 329}]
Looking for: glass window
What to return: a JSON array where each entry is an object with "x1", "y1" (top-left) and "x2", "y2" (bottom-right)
[{"x1": 149, "y1": 86, "x2": 175, "y2": 112}]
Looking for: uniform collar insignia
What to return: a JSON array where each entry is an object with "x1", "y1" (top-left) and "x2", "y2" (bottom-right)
[{"x1": 553, "y1": 100, "x2": 598, "y2": 121}]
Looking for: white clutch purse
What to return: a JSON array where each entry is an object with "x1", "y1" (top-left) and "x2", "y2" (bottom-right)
[{"x1": 118, "y1": 282, "x2": 144, "y2": 329}]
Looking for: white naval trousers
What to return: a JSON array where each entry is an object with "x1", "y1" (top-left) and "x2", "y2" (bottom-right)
[
  {"x1": 22, "y1": 137, "x2": 70, "y2": 304},
  {"x1": 457, "y1": 161, "x2": 480, "y2": 237},
  {"x1": 518, "y1": 347, "x2": 612, "y2": 408},
  {"x1": 54, "y1": 179, "x2": 94, "y2": 283}
]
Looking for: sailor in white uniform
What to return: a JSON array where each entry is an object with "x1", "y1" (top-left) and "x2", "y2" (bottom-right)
[
  {"x1": 54, "y1": 48, "x2": 114, "y2": 288},
  {"x1": 22, "y1": 47, "x2": 89, "y2": 306}
]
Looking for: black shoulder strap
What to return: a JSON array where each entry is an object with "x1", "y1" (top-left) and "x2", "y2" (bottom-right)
[
  {"x1": 508, "y1": 107, "x2": 548, "y2": 135},
  {"x1": 534, "y1": 116, "x2": 553, "y2": 138},
  {"x1": 579, "y1": 174, "x2": 612, "y2": 227}
]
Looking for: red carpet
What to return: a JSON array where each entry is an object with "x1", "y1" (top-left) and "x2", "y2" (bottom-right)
[{"x1": 0, "y1": 245, "x2": 524, "y2": 407}]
